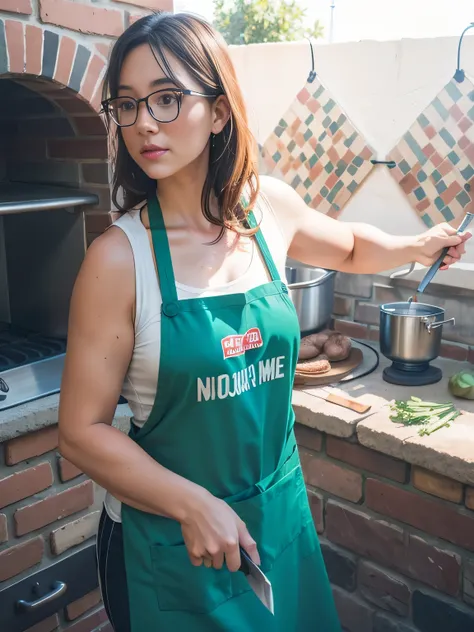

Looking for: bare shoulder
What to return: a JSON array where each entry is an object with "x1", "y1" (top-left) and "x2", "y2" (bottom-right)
[
  {"x1": 260, "y1": 175, "x2": 307, "y2": 215},
  {"x1": 259, "y1": 175, "x2": 299, "y2": 204},
  {"x1": 71, "y1": 225, "x2": 135, "y2": 317},
  {"x1": 60, "y1": 227, "x2": 135, "y2": 435},
  {"x1": 258, "y1": 175, "x2": 308, "y2": 243},
  {"x1": 82, "y1": 225, "x2": 134, "y2": 276}
]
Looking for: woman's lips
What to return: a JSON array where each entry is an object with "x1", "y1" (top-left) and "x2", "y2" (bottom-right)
[{"x1": 140, "y1": 148, "x2": 168, "y2": 160}]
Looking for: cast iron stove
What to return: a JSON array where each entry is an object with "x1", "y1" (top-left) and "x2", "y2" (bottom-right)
[{"x1": 383, "y1": 360, "x2": 442, "y2": 386}]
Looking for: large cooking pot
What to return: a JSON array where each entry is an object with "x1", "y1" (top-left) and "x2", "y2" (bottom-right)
[
  {"x1": 379, "y1": 301, "x2": 455, "y2": 366},
  {"x1": 285, "y1": 260, "x2": 336, "y2": 334}
]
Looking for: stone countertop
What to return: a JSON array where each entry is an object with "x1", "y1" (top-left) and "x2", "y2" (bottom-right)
[
  {"x1": 2, "y1": 343, "x2": 474, "y2": 486},
  {"x1": 0, "y1": 394, "x2": 132, "y2": 443},
  {"x1": 293, "y1": 341, "x2": 474, "y2": 486}
]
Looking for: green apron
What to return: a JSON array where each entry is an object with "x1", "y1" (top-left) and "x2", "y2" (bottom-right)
[{"x1": 121, "y1": 193, "x2": 341, "y2": 631}]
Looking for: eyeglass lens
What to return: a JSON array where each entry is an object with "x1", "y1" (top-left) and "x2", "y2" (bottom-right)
[{"x1": 108, "y1": 90, "x2": 181, "y2": 126}]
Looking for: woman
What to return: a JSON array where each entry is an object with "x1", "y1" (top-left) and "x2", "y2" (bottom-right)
[{"x1": 58, "y1": 11, "x2": 470, "y2": 632}]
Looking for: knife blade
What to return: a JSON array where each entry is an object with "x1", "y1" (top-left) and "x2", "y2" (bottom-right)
[{"x1": 239, "y1": 547, "x2": 274, "y2": 614}]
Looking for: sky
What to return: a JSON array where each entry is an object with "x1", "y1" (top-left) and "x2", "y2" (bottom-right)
[{"x1": 174, "y1": 0, "x2": 474, "y2": 43}]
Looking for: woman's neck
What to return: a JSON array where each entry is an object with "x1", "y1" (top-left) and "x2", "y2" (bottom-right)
[{"x1": 156, "y1": 155, "x2": 218, "y2": 232}]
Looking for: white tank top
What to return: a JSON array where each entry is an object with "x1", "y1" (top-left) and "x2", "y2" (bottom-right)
[{"x1": 104, "y1": 194, "x2": 289, "y2": 522}]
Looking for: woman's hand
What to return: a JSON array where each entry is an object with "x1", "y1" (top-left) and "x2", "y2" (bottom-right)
[
  {"x1": 416, "y1": 179, "x2": 474, "y2": 270},
  {"x1": 180, "y1": 491, "x2": 260, "y2": 572},
  {"x1": 415, "y1": 223, "x2": 472, "y2": 270}
]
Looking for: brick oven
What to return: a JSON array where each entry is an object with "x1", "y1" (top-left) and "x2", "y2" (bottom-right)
[{"x1": 0, "y1": 2, "x2": 172, "y2": 632}]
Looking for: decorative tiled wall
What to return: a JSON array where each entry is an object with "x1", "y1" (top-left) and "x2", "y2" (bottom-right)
[
  {"x1": 260, "y1": 67, "x2": 474, "y2": 229},
  {"x1": 387, "y1": 77, "x2": 474, "y2": 227},
  {"x1": 260, "y1": 77, "x2": 376, "y2": 218}
]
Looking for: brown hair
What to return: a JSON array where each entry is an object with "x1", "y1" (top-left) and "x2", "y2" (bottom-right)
[{"x1": 102, "y1": 11, "x2": 259, "y2": 239}]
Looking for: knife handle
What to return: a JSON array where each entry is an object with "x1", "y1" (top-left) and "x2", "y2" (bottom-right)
[{"x1": 239, "y1": 547, "x2": 251, "y2": 575}]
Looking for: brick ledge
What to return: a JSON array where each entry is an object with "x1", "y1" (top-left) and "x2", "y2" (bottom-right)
[
  {"x1": 0, "y1": 395, "x2": 131, "y2": 442},
  {"x1": 294, "y1": 343, "x2": 474, "y2": 486},
  {"x1": 3, "y1": 355, "x2": 473, "y2": 486},
  {"x1": 379, "y1": 262, "x2": 474, "y2": 296}
]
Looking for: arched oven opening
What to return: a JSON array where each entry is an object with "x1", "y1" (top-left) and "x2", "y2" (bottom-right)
[{"x1": 0, "y1": 75, "x2": 110, "y2": 411}]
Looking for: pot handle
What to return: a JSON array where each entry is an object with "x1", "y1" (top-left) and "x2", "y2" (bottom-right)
[
  {"x1": 424, "y1": 317, "x2": 455, "y2": 332},
  {"x1": 389, "y1": 262, "x2": 416, "y2": 279},
  {"x1": 287, "y1": 269, "x2": 336, "y2": 290}
]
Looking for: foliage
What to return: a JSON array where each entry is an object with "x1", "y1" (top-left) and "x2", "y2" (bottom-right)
[{"x1": 213, "y1": 0, "x2": 324, "y2": 45}]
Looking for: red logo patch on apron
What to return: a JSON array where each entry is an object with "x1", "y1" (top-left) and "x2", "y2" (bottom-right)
[{"x1": 221, "y1": 327, "x2": 263, "y2": 359}]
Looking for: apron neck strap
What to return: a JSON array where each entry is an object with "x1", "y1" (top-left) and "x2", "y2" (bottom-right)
[
  {"x1": 148, "y1": 193, "x2": 179, "y2": 303},
  {"x1": 147, "y1": 194, "x2": 282, "y2": 303},
  {"x1": 246, "y1": 209, "x2": 281, "y2": 282}
]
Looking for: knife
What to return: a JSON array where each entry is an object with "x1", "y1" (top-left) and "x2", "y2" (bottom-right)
[{"x1": 239, "y1": 547, "x2": 274, "y2": 614}]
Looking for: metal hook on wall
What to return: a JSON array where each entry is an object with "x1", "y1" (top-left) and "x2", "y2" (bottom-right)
[
  {"x1": 370, "y1": 159, "x2": 396, "y2": 169},
  {"x1": 454, "y1": 22, "x2": 474, "y2": 83},
  {"x1": 305, "y1": 37, "x2": 317, "y2": 83}
]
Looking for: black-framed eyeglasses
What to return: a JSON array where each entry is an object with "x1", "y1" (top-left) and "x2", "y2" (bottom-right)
[{"x1": 101, "y1": 88, "x2": 220, "y2": 128}]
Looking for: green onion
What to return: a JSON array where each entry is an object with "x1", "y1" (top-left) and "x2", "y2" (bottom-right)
[{"x1": 389, "y1": 396, "x2": 461, "y2": 436}]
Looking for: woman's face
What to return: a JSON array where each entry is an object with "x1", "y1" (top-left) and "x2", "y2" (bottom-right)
[{"x1": 117, "y1": 43, "x2": 227, "y2": 181}]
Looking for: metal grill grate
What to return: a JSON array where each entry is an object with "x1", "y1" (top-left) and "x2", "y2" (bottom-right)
[{"x1": 0, "y1": 325, "x2": 66, "y2": 372}]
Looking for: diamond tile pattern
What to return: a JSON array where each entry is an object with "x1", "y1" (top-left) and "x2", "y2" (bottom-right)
[
  {"x1": 259, "y1": 78, "x2": 376, "y2": 216},
  {"x1": 388, "y1": 76, "x2": 474, "y2": 227}
]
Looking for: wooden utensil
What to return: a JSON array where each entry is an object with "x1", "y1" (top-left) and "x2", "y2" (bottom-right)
[{"x1": 312, "y1": 390, "x2": 372, "y2": 414}]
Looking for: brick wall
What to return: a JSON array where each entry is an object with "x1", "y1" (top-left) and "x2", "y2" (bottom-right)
[
  {"x1": 295, "y1": 423, "x2": 474, "y2": 632},
  {"x1": 5, "y1": 422, "x2": 474, "y2": 632},
  {"x1": 0, "y1": 425, "x2": 107, "y2": 632},
  {"x1": 0, "y1": 0, "x2": 173, "y2": 36},
  {"x1": 331, "y1": 271, "x2": 474, "y2": 361},
  {"x1": 0, "y1": 2, "x2": 173, "y2": 630}
]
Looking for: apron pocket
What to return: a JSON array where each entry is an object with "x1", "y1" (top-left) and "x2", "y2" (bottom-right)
[
  {"x1": 150, "y1": 544, "x2": 233, "y2": 613},
  {"x1": 230, "y1": 448, "x2": 314, "y2": 573}
]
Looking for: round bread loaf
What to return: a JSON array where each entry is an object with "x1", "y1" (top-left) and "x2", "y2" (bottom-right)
[
  {"x1": 298, "y1": 330, "x2": 332, "y2": 360},
  {"x1": 296, "y1": 354, "x2": 331, "y2": 374},
  {"x1": 323, "y1": 333, "x2": 352, "y2": 361}
]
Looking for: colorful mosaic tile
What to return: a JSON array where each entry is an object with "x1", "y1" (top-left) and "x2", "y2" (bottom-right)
[
  {"x1": 259, "y1": 77, "x2": 376, "y2": 216},
  {"x1": 388, "y1": 76, "x2": 474, "y2": 227}
]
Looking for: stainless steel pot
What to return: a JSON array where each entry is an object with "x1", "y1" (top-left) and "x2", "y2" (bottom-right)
[
  {"x1": 379, "y1": 301, "x2": 455, "y2": 366},
  {"x1": 285, "y1": 260, "x2": 336, "y2": 334}
]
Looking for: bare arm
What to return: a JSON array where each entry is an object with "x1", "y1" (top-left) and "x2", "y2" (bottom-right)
[
  {"x1": 58, "y1": 227, "x2": 205, "y2": 523},
  {"x1": 58, "y1": 227, "x2": 259, "y2": 571},
  {"x1": 261, "y1": 176, "x2": 471, "y2": 274}
]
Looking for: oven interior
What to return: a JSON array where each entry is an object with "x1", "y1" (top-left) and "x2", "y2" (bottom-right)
[{"x1": 0, "y1": 185, "x2": 98, "y2": 410}]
